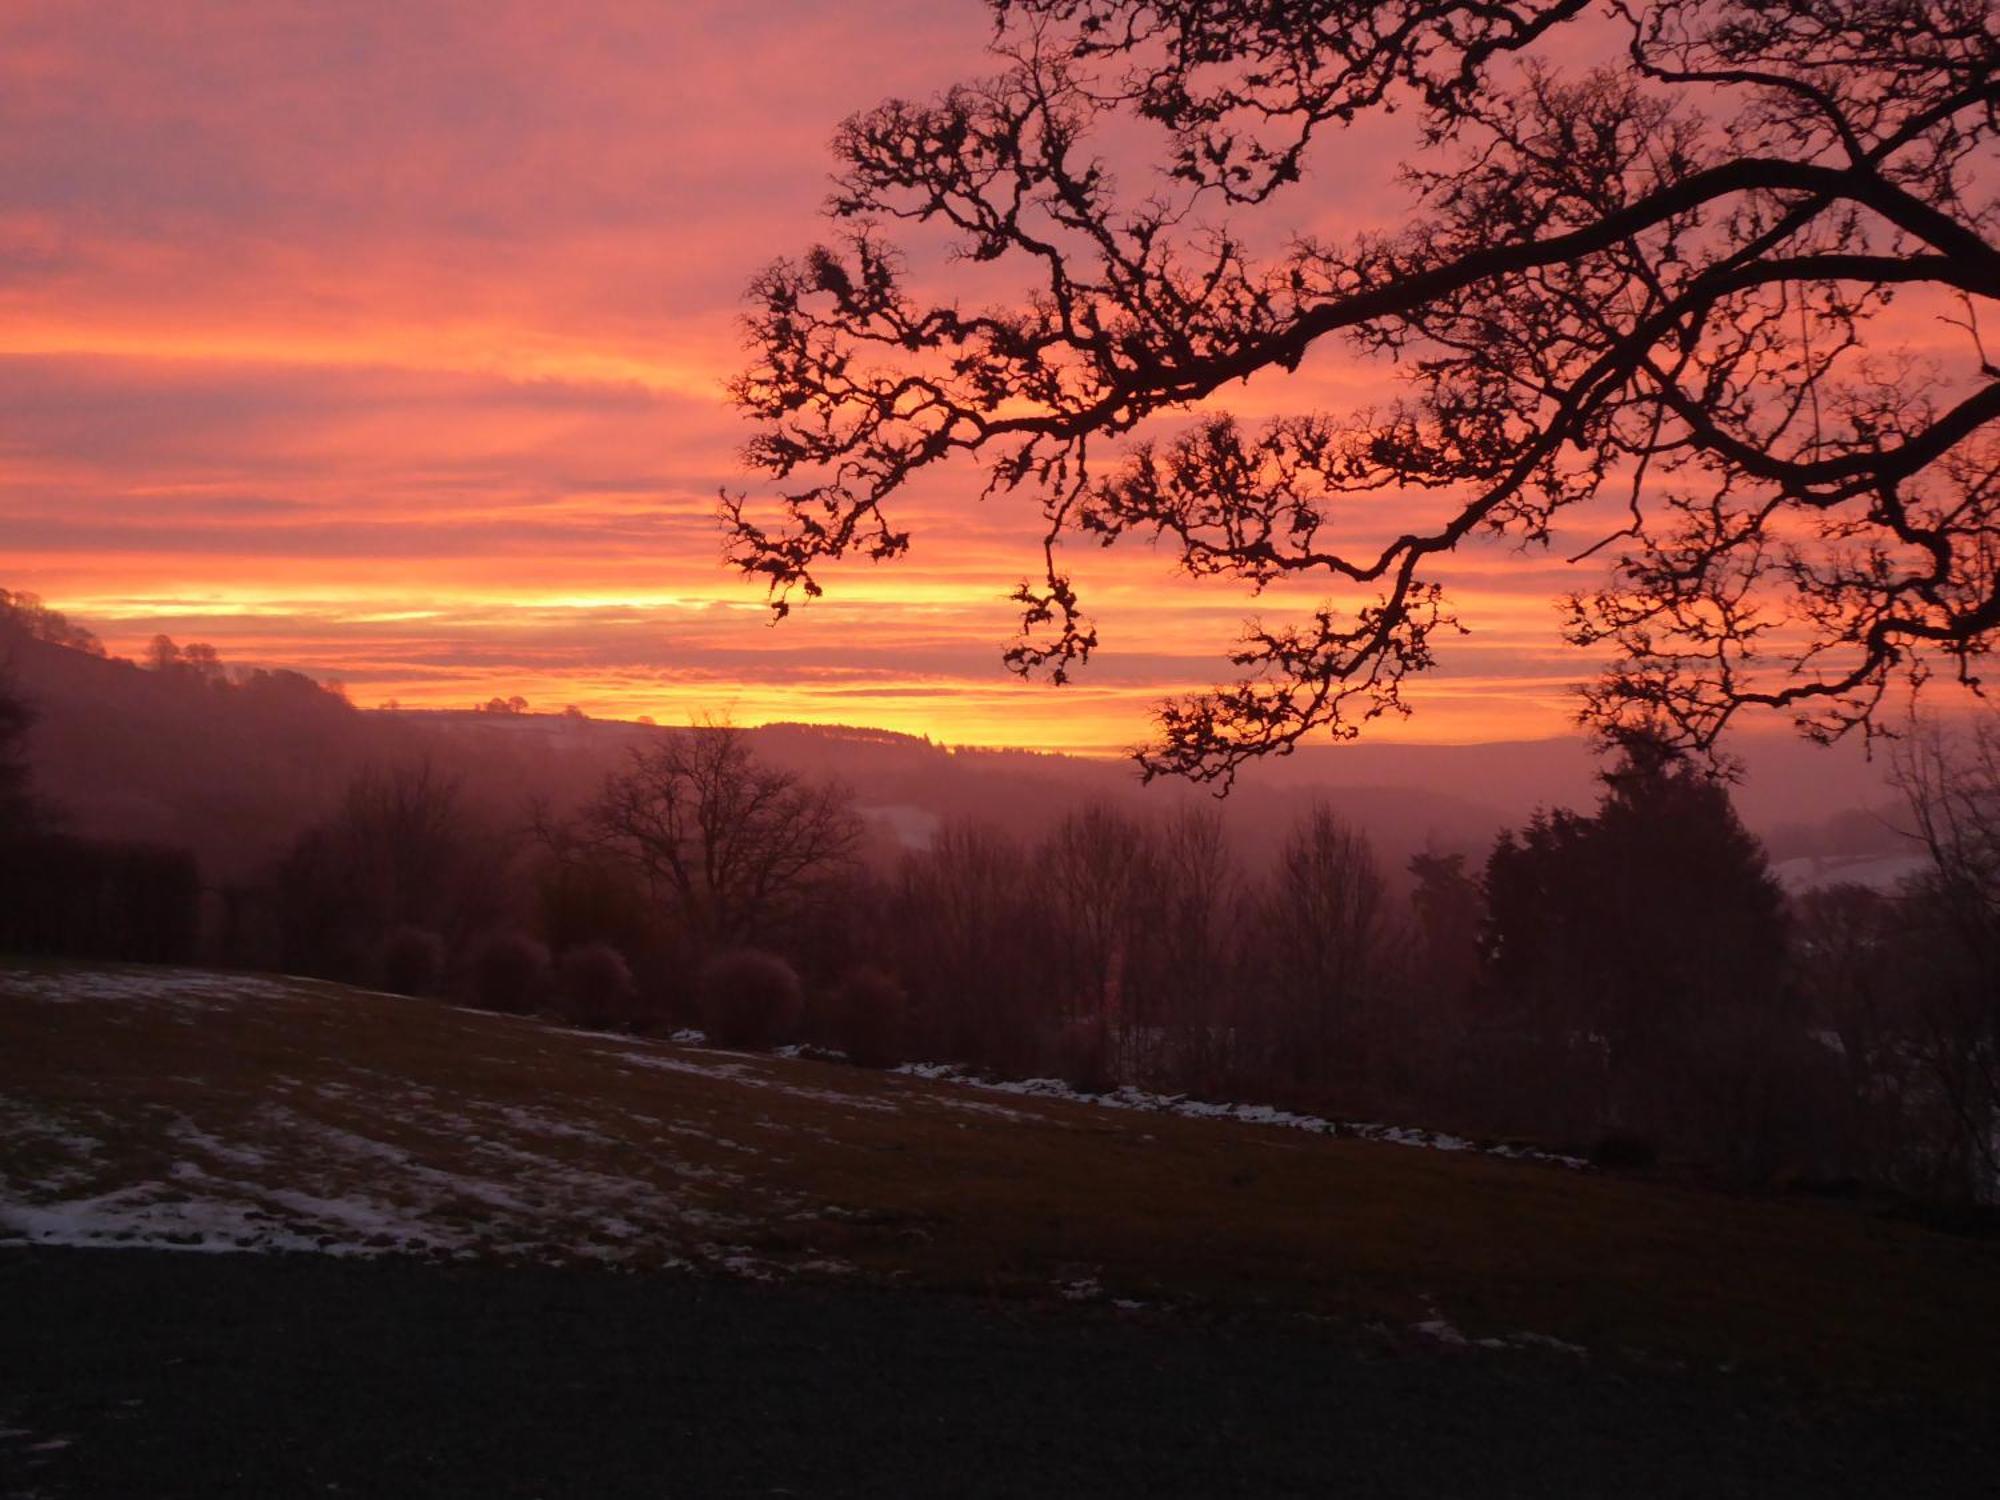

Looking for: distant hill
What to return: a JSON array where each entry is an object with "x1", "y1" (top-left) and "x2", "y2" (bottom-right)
[
  {"x1": 2, "y1": 625, "x2": 408, "y2": 880},
  {"x1": 3, "y1": 611, "x2": 1912, "y2": 890}
]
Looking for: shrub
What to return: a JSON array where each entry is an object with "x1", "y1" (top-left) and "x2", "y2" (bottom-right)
[
  {"x1": 554, "y1": 942, "x2": 637, "y2": 1029},
  {"x1": 468, "y1": 931, "x2": 549, "y2": 1014},
  {"x1": 376, "y1": 926, "x2": 447, "y2": 997},
  {"x1": 698, "y1": 948, "x2": 804, "y2": 1050},
  {"x1": 1054, "y1": 1015, "x2": 1116, "y2": 1095},
  {"x1": 1588, "y1": 1131, "x2": 1659, "y2": 1171},
  {"x1": 826, "y1": 965, "x2": 907, "y2": 1068}
]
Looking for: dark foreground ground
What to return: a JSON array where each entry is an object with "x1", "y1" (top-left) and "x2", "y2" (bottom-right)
[{"x1": 3, "y1": 1249, "x2": 1993, "y2": 1499}]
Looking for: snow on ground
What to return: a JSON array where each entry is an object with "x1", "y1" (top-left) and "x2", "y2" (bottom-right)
[
  {"x1": 893, "y1": 1064, "x2": 1588, "y2": 1168},
  {"x1": 3, "y1": 962, "x2": 1581, "y2": 1305},
  {"x1": 1410, "y1": 1313, "x2": 1589, "y2": 1358},
  {"x1": 1, "y1": 1189, "x2": 330, "y2": 1256},
  {"x1": 0, "y1": 1088, "x2": 770, "y2": 1264},
  {"x1": 610, "y1": 1045, "x2": 1051, "y2": 1123},
  {"x1": 0, "y1": 1415, "x2": 80, "y2": 1489},
  {"x1": 606, "y1": 1030, "x2": 1576, "y2": 1159},
  {"x1": 1, "y1": 968, "x2": 304, "y2": 1009},
  {"x1": 0, "y1": 969, "x2": 811, "y2": 1271},
  {"x1": 607, "y1": 1048, "x2": 904, "y2": 1115}
]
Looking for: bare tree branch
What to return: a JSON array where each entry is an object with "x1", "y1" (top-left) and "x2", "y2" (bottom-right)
[{"x1": 726, "y1": 0, "x2": 2000, "y2": 777}]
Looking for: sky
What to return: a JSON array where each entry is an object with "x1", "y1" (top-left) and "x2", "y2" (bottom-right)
[{"x1": 0, "y1": 0, "x2": 1705, "y2": 752}]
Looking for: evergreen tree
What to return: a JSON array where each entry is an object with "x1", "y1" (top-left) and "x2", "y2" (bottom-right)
[{"x1": 1482, "y1": 736, "x2": 1791, "y2": 1162}]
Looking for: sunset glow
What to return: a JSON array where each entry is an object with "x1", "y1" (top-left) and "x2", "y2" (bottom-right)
[{"x1": 0, "y1": 1, "x2": 1717, "y2": 750}]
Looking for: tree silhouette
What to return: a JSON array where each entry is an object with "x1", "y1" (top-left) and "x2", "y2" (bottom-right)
[
  {"x1": 0, "y1": 589, "x2": 104, "y2": 656},
  {"x1": 146, "y1": 635, "x2": 226, "y2": 685},
  {"x1": 581, "y1": 723, "x2": 863, "y2": 948},
  {"x1": 1482, "y1": 735, "x2": 1791, "y2": 1157},
  {"x1": 0, "y1": 669, "x2": 43, "y2": 842},
  {"x1": 1889, "y1": 713, "x2": 2000, "y2": 1194},
  {"x1": 1256, "y1": 804, "x2": 1393, "y2": 1079},
  {"x1": 889, "y1": 819, "x2": 1058, "y2": 1070},
  {"x1": 274, "y1": 761, "x2": 509, "y2": 977},
  {"x1": 727, "y1": 0, "x2": 1998, "y2": 778}
]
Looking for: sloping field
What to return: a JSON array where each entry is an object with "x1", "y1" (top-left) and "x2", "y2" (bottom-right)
[{"x1": 4, "y1": 963, "x2": 1996, "y2": 1396}]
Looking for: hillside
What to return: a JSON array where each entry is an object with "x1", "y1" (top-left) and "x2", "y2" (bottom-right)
[
  {"x1": 4, "y1": 618, "x2": 1913, "y2": 896},
  {"x1": 5, "y1": 963, "x2": 1996, "y2": 1399}
]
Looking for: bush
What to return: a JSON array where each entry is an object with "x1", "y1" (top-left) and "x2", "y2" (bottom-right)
[
  {"x1": 826, "y1": 965, "x2": 907, "y2": 1068},
  {"x1": 1588, "y1": 1131, "x2": 1659, "y2": 1171},
  {"x1": 468, "y1": 931, "x2": 549, "y2": 1014},
  {"x1": 553, "y1": 942, "x2": 637, "y2": 1029},
  {"x1": 698, "y1": 948, "x2": 804, "y2": 1050},
  {"x1": 377, "y1": 926, "x2": 446, "y2": 997},
  {"x1": 1054, "y1": 1016, "x2": 1116, "y2": 1095}
]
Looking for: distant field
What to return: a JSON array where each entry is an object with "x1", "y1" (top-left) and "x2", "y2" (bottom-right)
[{"x1": 4, "y1": 963, "x2": 1997, "y2": 1398}]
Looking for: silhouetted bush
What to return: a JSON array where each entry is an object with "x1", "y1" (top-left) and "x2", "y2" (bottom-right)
[
  {"x1": 468, "y1": 931, "x2": 549, "y2": 1014},
  {"x1": 554, "y1": 943, "x2": 637, "y2": 1030},
  {"x1": 826, "y1": 965, "x2": 906, "y2": 1068},
  {"x1": 1588, "y1": 1132, "x2": 1659, "y2": 1171},
  {"x1": 698, "y1": 948, "x2": 804, "y2": 1050},
  {"x1": 377, "y1": 926, "x2": 446, "y2": 997},
  {"x1": 1054, "y1": 1016, "x2": 1116, "y2": 1095}
]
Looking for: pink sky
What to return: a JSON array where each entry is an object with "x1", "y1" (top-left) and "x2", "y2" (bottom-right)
[{"x1": 0, "y1": 0, "x2": 1850, "y2": 751}]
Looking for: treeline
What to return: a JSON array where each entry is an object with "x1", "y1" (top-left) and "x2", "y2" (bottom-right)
[
  {"x1": 0, "y1": 614, "x2": 200, "y2": 962},
  {"x1": 873, "y1": 733, "x2": 1998, "y2": 1202},
  {"x1": 196, "y1": 717, "x2": 1999, "y2": 1205}
]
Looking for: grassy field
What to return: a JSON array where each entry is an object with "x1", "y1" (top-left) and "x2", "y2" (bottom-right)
[{"x1": 4, "y1": 962, "x2": 1997, "y2": 1400}]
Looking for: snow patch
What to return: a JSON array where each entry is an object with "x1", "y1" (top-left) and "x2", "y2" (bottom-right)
[
  {"x1": 1411, "y1": 1313, "x2": 1589, "y2": 1358},
  {"x1": 892, "y1": 1066, "x2": 1586, "y2": 1168},
  {"x1": 2, "y1": 968, "x2": 303, "y2": 1010},
  {"x1": 610, "y1": 1049, "x2": 903, "y2": 1113}
]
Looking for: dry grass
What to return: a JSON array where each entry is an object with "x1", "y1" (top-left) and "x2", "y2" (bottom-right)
[{"x1": 3, "y1": 962, "x2": 1996, "y2": 1397}]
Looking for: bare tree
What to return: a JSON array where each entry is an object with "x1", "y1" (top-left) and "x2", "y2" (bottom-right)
[
  {"x1": 1792, "y1": 882, "x2": 1910, "y2": 1181},
  {"x1": 1891, "y1": 713, "x2": 2000, "y2": 1197},
  {"x1": 274, "y1": 759, "x2": 512, "y2": 977},
  {"x1": 891, "y1": 820, "x2": 1050, "y2": 1068},
  {"x1": 1255, "y1": 805, "x2": 1394, "y2": 1082},
  {"x1": 726, "y1": 0, "x2": 1999, "y2": 778},
  {"x1": 1896, "y1": 713, "x2": 2000, "y2": 940},
  {"x1": 583, "y1": 723, "x2": 863, "y2": 947},
  {"x1": 1141, "y1": 804, "x2": 1251, "y2": 1088},
  {"x1": 1042, "y1": 804, "x2": 1158, "y2": 1024}
]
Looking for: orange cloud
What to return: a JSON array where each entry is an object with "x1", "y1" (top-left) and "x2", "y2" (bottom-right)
[{"x1": 0, "y1": 0, "x2": 1840, "y2": 755}]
